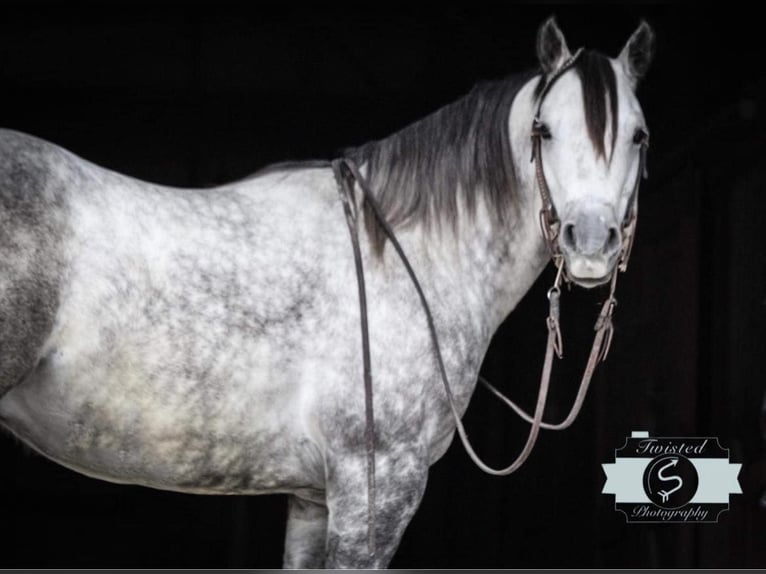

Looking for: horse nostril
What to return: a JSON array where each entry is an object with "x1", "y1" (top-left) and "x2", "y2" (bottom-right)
[
  {"x1": 562, "y1": 223, "x2": 576, "y2": 251},
  {"x1": 605, "y1": 227, "x2": 620, "y2": 254}
]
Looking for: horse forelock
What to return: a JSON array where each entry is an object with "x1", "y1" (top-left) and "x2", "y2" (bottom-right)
[
  {"x1": 534, "y1": 50, "x2": 620, "y2": 162},
  {"x1": 576, "y1": 50, "x2": 619, "y2": 162}
]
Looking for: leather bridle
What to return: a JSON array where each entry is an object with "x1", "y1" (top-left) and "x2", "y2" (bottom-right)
[
  {"x1": 530, "y1": 47, "x2": 648, "y2": 277},
  {"x1": 332, "y1": 49, "x2": 649, "y2": 557},
  {"x1": 478, "y1": 46, "x2": 649, "y2": 434}
]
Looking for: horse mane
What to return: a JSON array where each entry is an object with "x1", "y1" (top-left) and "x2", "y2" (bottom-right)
[{"x1": 346, "y1": 70, "x2": 537, "y2": 255}]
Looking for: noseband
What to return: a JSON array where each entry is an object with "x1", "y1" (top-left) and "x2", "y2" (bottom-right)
[{"x1": 332, "y1": 50, "x2": 649, "y2": 556}]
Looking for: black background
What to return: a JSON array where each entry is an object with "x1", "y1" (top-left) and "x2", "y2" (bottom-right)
[{"x1": 0, "y1": 1, "x2": 763, "y2": 569}]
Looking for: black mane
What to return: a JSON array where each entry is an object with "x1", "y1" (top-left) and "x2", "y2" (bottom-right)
[
  {"x1": 347, "y1": 70, "x2": 537, "y2": 255},
  {"x1": 574, "y1": 50, "x2": 619, "y2": 161}
]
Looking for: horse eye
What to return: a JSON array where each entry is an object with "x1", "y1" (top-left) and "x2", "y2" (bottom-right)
[
  {"x1": 633, "y1": 128, "x2": 648, "y2": 145},
  {"x1": 538, "y1": 123, "x2": 552, "y2": 140}
]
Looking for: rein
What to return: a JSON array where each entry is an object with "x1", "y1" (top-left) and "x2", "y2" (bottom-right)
[{"x1": 331, "y1": 49, "x2": 648, "y2": 557}]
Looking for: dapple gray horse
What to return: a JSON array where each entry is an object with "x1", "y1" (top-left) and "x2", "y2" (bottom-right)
[{"x1": 0, "y1": 18, "x2": 653, "y2": 568}]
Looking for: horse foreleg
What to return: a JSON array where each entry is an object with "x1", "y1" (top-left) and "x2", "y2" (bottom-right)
[
  {"x1": 282, "y1": 495, "x2": 328, "y2": 568},
  {"x1": 324, "y1": 448, "x2": 428, "y2": 568}
]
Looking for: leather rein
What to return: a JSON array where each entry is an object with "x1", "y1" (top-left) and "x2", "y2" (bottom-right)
[{"x1": 331, "y1": 47, "x2": 649, "y2": 556}]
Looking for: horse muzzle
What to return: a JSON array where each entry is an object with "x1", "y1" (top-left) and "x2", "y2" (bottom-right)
[{"x1": 558, "y1": 206, "x2": 621, "y2": 288}]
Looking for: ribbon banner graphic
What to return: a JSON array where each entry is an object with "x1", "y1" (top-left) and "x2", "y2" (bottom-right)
[{"x1": 602, "y1": 431, "x2": 741, "y2": 523}]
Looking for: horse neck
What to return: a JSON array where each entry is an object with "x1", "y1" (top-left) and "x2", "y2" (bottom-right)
[
  {"x1": 436, "y1": 79, "x2": 550, "y2": 335},
  {"x1": 419, "y1": 76, "x2": 550, "y2": 338}
]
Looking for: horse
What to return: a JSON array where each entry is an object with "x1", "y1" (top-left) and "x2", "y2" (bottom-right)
[{"x1": 0, "y1": 17, "x2": 653, "y2": 568}]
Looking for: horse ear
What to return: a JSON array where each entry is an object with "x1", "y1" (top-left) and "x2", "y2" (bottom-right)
[
  {"x1": 536, "y1": 16, "x2": 572, "y2": 75},
  {"x1": 618, "y1": 20, "x2": 655, "y2": 86}
]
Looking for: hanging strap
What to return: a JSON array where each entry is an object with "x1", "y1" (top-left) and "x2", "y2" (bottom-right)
[
  {"x1": 332, "y1": 158, "x2": 377, "y2": 555},
  {"x1": 479, "y1": 270, "x2": 618, "y2": 431}
]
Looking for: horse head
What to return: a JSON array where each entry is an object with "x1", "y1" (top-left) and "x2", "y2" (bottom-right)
[{"x1": 531, "y1": 17, "x2": 654, "y2": 287}]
